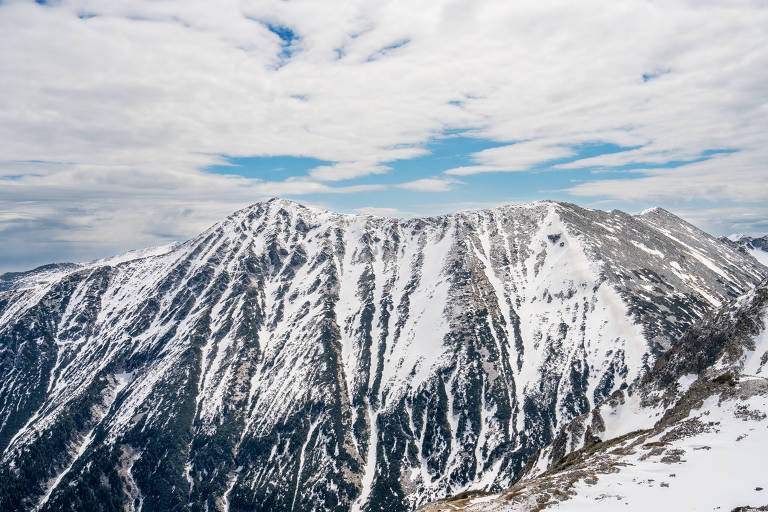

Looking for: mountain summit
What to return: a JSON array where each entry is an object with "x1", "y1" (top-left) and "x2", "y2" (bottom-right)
[{"x1": 0, "y1": 200, "x2": 765, "y2": 512}]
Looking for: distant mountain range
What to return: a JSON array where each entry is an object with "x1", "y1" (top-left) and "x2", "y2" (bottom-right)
[
  {"x1": 0, "y1": 199, "x2": 766, "y2": 512},
  {"x1": 720, "y1": 234, "x2": 768, "y2": 267}
]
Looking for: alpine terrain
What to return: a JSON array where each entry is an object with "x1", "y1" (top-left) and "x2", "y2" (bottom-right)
[
  {"x1": 721, "y1": 235, "x2": 768, "y2": 267},
  {"x1": 418, "y1": 279, "x2": 768, "y2": 511},
  {"x1": 0, "y1": 199, "x2": 765, "y2": 512}
]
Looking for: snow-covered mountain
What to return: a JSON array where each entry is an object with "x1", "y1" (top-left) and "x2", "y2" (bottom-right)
[
  {"x1": 419, "y1": 280, "x2": 768, "y2": 511},
  {"x1": 0, "y1": 199, "x2": 765, "y2": 512},
  {"x1": 721, "y1": 234, "x2": 768, "y2": 267}
]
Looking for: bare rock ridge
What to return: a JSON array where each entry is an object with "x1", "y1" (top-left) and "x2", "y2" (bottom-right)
[{"x1": 0, "y1": 198, "x2": 765, "y2": 512}]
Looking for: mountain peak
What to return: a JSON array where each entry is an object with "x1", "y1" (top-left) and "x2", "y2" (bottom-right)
[
  {"x1": 0, "y1": 198, "x2": 766, "y2": 512},
  {"x1": 225, "y1": 198, "x2": 340, "y2": 225},
  {"x1": 637, "y1": 206, "x2": 670, "y2": 216},
  {"x1": 255, "y1": 197, "x2": 330, "y2": 213}
]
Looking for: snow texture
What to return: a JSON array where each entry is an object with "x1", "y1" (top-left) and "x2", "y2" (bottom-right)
[{"x1": 0, "y1": 199, "x2": 765, "y2": 512}]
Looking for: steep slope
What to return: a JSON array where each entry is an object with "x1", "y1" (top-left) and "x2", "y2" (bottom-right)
[
  {"x1": 420, "y1": 282, "x2": 768, "y2": 511},
  {"x1": 0, "y1": 199, "x2": 764, "y2": 512},
  {"x1": 0, "y1": 263, "x2": 81, "y2": 292},
  {"x1": 721, "y1": 235, "x2": 768, "y2": 267}
]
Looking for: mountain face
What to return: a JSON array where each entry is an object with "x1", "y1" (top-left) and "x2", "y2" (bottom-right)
[
  {"x1": 721, "y1": 235, "x2": 768, "y2": 267},
  {"x1": 0, "y1": 199, "x2": 765, "y2": 512},
  {"x1": 419, "y1": 280, "x2": 768, "y2": 511}
]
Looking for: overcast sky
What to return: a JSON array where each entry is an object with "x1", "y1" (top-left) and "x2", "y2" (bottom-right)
[{"x1": 1, "y1": 0, "x2": 767, "y2": 272}]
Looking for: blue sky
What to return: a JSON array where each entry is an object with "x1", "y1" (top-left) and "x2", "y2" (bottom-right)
[
  {"x1": 0, "y1": 0, "x2": 767, "y2": 272},
  {"x1": 202, "y1": 135, "x2": 753, "y2": 223},
  {"x1": 203, "y1": 136, "x2": 626, "y2": 212}
]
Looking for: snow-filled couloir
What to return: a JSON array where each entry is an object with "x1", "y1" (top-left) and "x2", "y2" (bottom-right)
[{"x1": 0, "y1": 199, "x2": 765, "y2": 512}]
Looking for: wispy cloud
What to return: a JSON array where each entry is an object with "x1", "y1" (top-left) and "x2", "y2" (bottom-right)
[
  {"x1": 354, "y1": 206, "x2": 409, "y2": 217},
  {"x1": 444, "y1": 140, "x2": 577, "y2": 175},
  {"x1": 396, "y1": 177, "x2": 462, "y2": 192},
  {"x1": 0, "y1": 0, "x2": 767, "y2": 270},
  {"x1": 565, "y1": 151, "x2": 767, "y2": 203},
  {"x1": 308, "y1": 161, "x2": 392, "y2": 181}
]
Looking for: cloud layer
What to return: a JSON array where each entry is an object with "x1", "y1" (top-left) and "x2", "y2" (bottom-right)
[{"x1": 0, "y1": 0, "x2": 766, "y2": 271}]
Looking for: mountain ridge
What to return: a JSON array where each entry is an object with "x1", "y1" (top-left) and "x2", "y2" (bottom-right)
[
  {"x1": 0, "y1": 199, "x2": 765, "y2": 512},
  {"x1": 0, "y1": 199, "x2": 692, "y2": 288},
  {"x1": 418, "y1": 279, "x2": 768, "y2": 511},
  {"x1": 721, "y1": 234, "x2": 768, "y2": 267}
]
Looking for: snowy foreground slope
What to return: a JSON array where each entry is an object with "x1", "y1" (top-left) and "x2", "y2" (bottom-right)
[
  {"x1": 0, "y1": 199, "x2": 765, "y2": 512},
  {"x1": 419, "y1": 283, "x2": 768, "y2": 512}
]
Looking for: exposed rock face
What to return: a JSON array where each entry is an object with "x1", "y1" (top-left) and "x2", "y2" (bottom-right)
[
  {"x1": 420, "y1": 280, "x2": 768, "y2": 511},
  {"x1": 0, "y1": 199, "x2": 764, "y2": 512},
  {"x1": 720, "y1": 234, "x2": 768, "y2": 267},
  {"x1": 419, "y1": 377, "x2": 768, "y2": 512}
]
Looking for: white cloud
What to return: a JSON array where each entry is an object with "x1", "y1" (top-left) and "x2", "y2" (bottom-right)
[
  {"x1": 565, "y1": 150, "x2": 768, "y2": 203},
  {"x1": 308, "y1": 161, "x2": 391, "y2": 181},
  {"x1": 0, "y1": 168, "x2": 385, "y2": 272},
  {"x1": 1, "y1": 0, "x2": 767, "y2": 268},
  {"x1": 445, "y1": 140, "x2": 577, "y2": 175},
  {"x1": 555, "y1": 146, "x2": 696, "y2": 170},
  {"x1": 354, "y1": 206, "x2": 407, "y2": 217},
  {"x1": 5, "y1": 0, "x2": 765, "y2": 184},
  {"x1": 395, "y1": 177, "x2": 462, "y2": 192}
]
